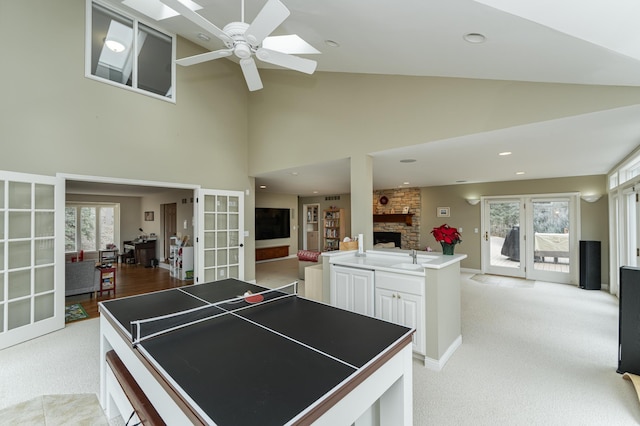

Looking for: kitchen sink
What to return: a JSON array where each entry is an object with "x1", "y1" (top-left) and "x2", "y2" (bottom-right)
[{"x1": 390, "y1": 263, "x2": 424, "y2": 270}]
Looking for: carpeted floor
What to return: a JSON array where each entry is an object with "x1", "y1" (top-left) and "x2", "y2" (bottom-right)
[
  {"x1": 471, "y1": 273, "x2": 535, "y2": 288},
  {"x1": 1, "y1": 267, "x2": 639, "y2": 425}
]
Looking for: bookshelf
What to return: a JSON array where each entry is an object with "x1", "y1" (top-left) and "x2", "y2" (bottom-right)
[
  {"x1": 323, "y1": 208, "x2": 345, "y2": 251},
  {"x1": 170, "y1": 244, "x2": 194, "y2": 280}
]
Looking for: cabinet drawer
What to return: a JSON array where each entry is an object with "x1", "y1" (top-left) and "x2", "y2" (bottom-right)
[{"x1": 375, "y1": 271, "x2": 423, "y2": 296}]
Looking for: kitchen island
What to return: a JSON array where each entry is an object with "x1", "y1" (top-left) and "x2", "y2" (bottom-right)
[{"x1": 324, "y1": 249, "x2": 466, "y2": 370}]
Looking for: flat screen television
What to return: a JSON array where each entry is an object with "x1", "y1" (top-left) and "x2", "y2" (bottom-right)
[{"x1": 255, "y1": 208, "x2": 291, "y2": 240}]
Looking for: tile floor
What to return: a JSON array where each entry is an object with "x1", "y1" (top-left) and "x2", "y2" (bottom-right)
[{"x1": 0, "y1": 394, "x2": 108, "y2": 425}]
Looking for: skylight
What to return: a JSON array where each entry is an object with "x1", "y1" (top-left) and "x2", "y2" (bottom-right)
[{"x1": 122, "y1": 0, "x2": 202, "y2": 21}]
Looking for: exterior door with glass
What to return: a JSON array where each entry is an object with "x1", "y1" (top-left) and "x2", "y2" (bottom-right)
[
  {"x1": 484, "y1": 198, "x2": 526, "y2": 278},
  {"x1": 196, "y1": 189, "x2": 244, "y2": 283},
  {"x1": 483, "y1": 195, "x2": 578, "y2": 284},
  {"x1": 526, "y1": 197, "x2": 577, "y2": 284},
  {"x1": 0, "y1": 171, "x2": 63, "y2": 350}
]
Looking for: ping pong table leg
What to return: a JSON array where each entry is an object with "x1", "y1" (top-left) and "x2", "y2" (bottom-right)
[{"x1": 378, "y1": 345, "x2": 413, "y2": 426}]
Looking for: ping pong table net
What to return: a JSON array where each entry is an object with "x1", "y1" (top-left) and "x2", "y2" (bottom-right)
[{"x1": 130, "y1": 282, "x2": 298, "y2": 347}]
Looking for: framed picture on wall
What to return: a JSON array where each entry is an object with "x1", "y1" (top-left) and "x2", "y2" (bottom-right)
[
  {"x1": 437, "y1": 207, "x2": 450, "y2": 217},
  {"x1": 402, "y1": 206, "x2": 410, "y2": 214},
  {"x1": 144, "y1": 211, "x2": 154, "y2": 221}
]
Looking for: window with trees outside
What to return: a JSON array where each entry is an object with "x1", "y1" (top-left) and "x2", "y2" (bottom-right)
[{"x1": 65, "y1": 204, "x2": 118, "y2": 253}]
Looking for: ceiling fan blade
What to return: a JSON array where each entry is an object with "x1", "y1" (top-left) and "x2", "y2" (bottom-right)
[
  {"x1": 255, "y1": 48, "x2": 317, "y2": 74},
  {"x1": 176, "y1": 49, "x2": 233, "y2": 66},
  {"x1": 159, "y1": 0, "x2": 232, "y2": 44},
  {"x1": 244, "y1": 0, "x2": 290, "y2": 46},
  {"x1": 239, "y1": 58, "x2": 264, "y2": 91}
]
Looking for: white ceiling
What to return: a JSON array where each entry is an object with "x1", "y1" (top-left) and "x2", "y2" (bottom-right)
[{"x1": 100, "y1": 0, "x2": 640, "y2": 196}]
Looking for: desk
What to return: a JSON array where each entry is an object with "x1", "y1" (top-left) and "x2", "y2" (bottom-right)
[
  {"x1": 99, "y1": 279, "x2": 414, "y2": 425},
  {"x1": 123, "y1": 240, "x2": 156, "y2": 267}
]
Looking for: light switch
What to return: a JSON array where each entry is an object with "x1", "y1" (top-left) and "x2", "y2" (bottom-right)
[
  {"x1": 474, "y1": 228, "x2": 479, "y2": 233},
  {"x1": 459, "y1": 227, "x2": 463, "y2": 232},
  {"x1": 184, "y1": 220, "x2": 188, "y2": 229}
]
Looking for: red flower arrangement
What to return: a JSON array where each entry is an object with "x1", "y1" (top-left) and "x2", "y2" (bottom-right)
[{"x1": 431, "y1": 224, "x2": 461, "y2": 245}]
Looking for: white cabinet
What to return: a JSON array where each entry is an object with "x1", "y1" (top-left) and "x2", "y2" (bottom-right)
[
  {"x1": 375, "y1": 271, "x2": 425, "y2": 355},
  {"x1": 330, "y1": 265, "x2": 375, "y2": 317},
  {"x1": 170, "y1": 245, "x2": 194, "y2": 280}
]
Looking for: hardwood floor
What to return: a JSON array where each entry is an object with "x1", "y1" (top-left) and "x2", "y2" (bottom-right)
[
  {"x1": 65, "y1": 264, "x2": 193, "y2": 320},
  {"x1": 65, "y1": 258, "x2": 302, "y2": 321}
]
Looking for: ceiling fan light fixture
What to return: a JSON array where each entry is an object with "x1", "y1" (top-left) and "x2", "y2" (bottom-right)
[
  {"x1": 234, "y1": 43, "x2": 252, "y2": 59},
  {"x1": 463, "y1": 33, "x2": 486, "y2": 44}
]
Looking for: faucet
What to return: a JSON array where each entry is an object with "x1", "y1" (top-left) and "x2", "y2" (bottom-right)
[{"x1": 410, "y1": 249, "x2": 417, "y2": 264}]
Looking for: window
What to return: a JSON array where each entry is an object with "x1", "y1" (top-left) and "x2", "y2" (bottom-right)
[
  {"x1": 65, "y1": 203, "x2": 118, "y2": 253},
  {"x1": 86, "y1": 1, "x2": 175, "y2": 100}
]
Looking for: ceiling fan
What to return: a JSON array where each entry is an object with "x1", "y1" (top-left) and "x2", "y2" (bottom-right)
[{"x1": 160, "y1": 0, "x2": 319, "y2": 91}]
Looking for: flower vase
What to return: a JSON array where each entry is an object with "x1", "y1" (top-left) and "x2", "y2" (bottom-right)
[{"x1": 441, "y1": 242, "x2": 455, "y2": 255}]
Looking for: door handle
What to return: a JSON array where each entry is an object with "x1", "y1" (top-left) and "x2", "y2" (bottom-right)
[{"x1": 484, "y1": 231, "x2": 488, "y2": 242}]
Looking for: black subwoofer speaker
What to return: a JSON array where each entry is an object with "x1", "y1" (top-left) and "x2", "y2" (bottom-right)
[
  {"x1": 579, "y1": 240, "x2": 601, "y2": 290},
  {"x1": 618, "y1": 266, "x2": 640, "y2": 375}
]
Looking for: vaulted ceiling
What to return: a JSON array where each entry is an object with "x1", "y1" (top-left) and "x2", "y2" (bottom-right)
[{"x1": 102, "y1": 0, "x2": 640, "y2": 195}]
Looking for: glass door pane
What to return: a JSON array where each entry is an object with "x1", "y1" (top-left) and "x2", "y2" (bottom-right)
[
  {"x1": 527, "y1": 198, "x2": 575, "y2": 284},
  {"x1": 484, "y1": 199, "x2": 525, "y2": 277}
]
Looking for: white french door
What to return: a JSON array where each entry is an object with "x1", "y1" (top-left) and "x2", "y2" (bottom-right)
[
  {"x1": 0, "y1": 171, "x2": 64, "y2": 350},
  {"x1": 196, "y1": 189, "x2": 244, "y2": 283},
  {"x1": 483, "y1": 194, "x2": 579, "y2": 284},
  {"x1": 484, "y1": 198, "x2": 525, "y2": 278}
]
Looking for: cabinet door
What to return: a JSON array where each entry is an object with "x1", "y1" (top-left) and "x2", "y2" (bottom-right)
[
  {"x1": 330, "y1": 267, "x2": 353, "y2": 311},
  {"x1": 396, "y1": 291, "x2": 424, "y2": 354},
  {"x1": 375, "y1": 287, "x2": 396, "y2": 323},
  {"x1": 351, "y1": 269, "x2": 374, "y2": 317}
]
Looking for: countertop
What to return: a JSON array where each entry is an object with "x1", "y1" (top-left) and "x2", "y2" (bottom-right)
[{"x1": 327, "y1": 249, "x2": 467, "y2": 275}]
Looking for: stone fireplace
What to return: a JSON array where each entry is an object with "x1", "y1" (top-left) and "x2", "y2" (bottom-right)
[{"x1": 372, "y1": 188, "x2": 421, "y2": 249}]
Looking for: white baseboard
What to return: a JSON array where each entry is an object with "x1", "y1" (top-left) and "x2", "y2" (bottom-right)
[
  {"x1": 461, "y1": 267, "x2": 482, "y2": 275},
  {"x1": 418, "y1": 335, "x2": 462, "y2": 371}
]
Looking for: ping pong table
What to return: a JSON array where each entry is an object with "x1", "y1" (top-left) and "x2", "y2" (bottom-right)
[{"x1": 99, "y1": 279, "x2": 414, "y2": 425}]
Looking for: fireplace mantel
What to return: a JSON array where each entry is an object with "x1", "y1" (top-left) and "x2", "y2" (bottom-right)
[{"x1": 373, "y1": 213, "x2": 414, "y2": 226}]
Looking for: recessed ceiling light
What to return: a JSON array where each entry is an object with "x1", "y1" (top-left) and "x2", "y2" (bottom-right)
[
  {"x1": 290, "y1": 172, "x2": 299, "y2": 176},
  {"x1": 400, "y1": 159, "x2": 416, "y2": 163},
  {"x1": 456, "y1": 180, "x2": 467, "y2": 183},
  {"x1": 197, "y1": 33, "x2": 211, "y2": 41},
  {"x1": 313, "y1": 191, "x2": 318, "y2": 194},
  {"x1": 515, "y1": 171, "x2": 525, "y2": 175},
  {"x1": 259, "y1": 185, "x2": 267, "y2": 189},
  {"x1": 105, "y1": 39, "x2": 125, "y2": 53},
  {"x1": 403, "y1": 182, "x2": 410, "y2": 185},
  {"x1": 498, "y1": 151, "x2": 512, "y2": 156},
  {"x1": 463, "y1": 33, "x2": 486, "y2": 44},
  {"x1": 324, "y1": 40, "x2": 340, "y2": 48}
]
